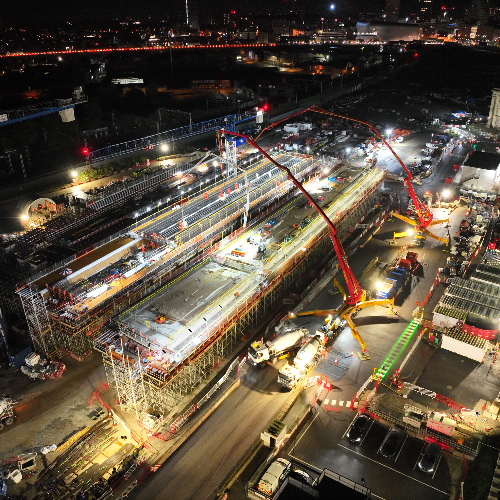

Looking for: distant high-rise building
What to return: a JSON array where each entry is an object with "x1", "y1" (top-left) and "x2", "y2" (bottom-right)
[
  {"x1": 418, "y1": 0, "x2": 432, "y2": 23},
  {"x1": 186, "y1": 0, "x2": 199, "y2": 31},
  {"x1": 386, "y1": 0, "x2": 400, "y2": 22},
  {"x1": 471, "y1": 0, "x2": 489, "y2": 25}
]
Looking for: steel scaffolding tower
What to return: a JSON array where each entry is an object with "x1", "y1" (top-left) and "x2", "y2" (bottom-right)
[
  {"x1": 98, "y1": 176, "x2": 383, "y2": 419},
  {"x1": 104, "y1": 339, "x2": 147, "y2": 420},
  {"x1": 17, "y1": 286, "x2": 56, "y2": 358}
]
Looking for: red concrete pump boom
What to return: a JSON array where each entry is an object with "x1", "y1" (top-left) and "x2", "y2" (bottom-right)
[
  {"x1": 312, "y1": 106, "x2": 433, "y2": 231},
  {"x1": 248, "y1": 105, "x2": 434, "y2": 231},
  {"x1": 218, "y1": 128, "x2": 364, "y2": 305}
]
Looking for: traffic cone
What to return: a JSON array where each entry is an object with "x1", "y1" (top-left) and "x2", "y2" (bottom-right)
[
  {"x1": 334, "y1": 358, "x2": 338, "y2": 364},
  {"x1": 482, "y1": 403, "x2": 486, "y2": 410},
  {"x1": 486, "y1": 425, "x2": 491, "y2": 432},
  {"x1": 351, "y1": 351, "x2": 354, "y2": 357},
  {"x1": 470, "y1": 420, "x2": 474, "y2": 425}
]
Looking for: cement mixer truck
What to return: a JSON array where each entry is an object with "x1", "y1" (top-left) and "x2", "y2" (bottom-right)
[
  {"x1": 248, "y1": 328, "x2": 309, "y2": 367},
  {"x1": 278, "y1": 335, "x2": 324, "y2": 389}
]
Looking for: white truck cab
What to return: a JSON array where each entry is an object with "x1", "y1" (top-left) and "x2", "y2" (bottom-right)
[{"x1": 257, "y1": 458, "x2": 291, "y2": 497}]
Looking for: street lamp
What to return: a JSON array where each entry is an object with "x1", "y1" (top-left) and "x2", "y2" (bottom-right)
[{"x1": 161, "y1": 144, "x2": 168, "y2": 152}]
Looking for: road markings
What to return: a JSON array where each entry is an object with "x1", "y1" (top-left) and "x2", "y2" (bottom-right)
[
  {"x1": 395, "y1": 435, "x2": 407, "y2": 463},
  {"x1": 432, "y1": 455, "x2": 442, "y2": 480},
  {"x1": 337, "y1": 444, "x2": 449, "y2": 496},
  {"x1": 287, "y1": 452, "x2": 322, "y2": 475},
  {"x1": 289, "y1": 412, "x2": 320, "y2": 455},
  {"x1": 339, "y1": 401, "x2": 344, "y2": 406},
  {"x1": 360, "y1": 420, "x2": 375, "y2": 446},
  {"x1": 342, "y1": 414, "x2": 357, "y2": 440}
]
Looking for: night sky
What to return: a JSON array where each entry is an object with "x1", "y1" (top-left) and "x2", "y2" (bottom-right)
[{"x1": 0, "y1": 0, "x2": 485, "y2": 24}]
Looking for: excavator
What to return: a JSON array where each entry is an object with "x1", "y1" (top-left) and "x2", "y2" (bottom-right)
[{"x1": 219, "y1": 105, "x2": 448, "y2": 353}]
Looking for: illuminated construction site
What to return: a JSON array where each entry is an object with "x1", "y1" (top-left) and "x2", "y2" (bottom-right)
[
  {"x1": 98, "y1": 166, "x2": 385, "y2": 419},
  {"x1": 16, "y1": 151, "x2": 315, "y2": 352},
  {"x1": 15, "y1": 111, "x2": 389, "y2": 421}
]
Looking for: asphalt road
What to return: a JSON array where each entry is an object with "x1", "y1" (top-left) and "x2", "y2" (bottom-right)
[
  {"x1": 223, "y1": 129, "x2": 468, "y2": 500},
  {"x1": 132, "y1": 361, "x2": 292, "y2": 500},
  {"x1": 286, "y1": 409, "x2": 451, "y2": 500},
  {"x1": 131, "y1": 120, "x2": 471, "y2": 500},
  {"x1": 129, "y1": 140, "x2": 465, "y2": 500}
]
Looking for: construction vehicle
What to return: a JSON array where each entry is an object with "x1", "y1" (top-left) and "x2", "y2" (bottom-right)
[
  {"x1": 278, "y1": 335, "x2": 324, "y2": 389},
  {"x1": 289, "y1": 279, "x2": 394, "y2": 354},
  {"x1": 221, "y1": 121, "x2": 395, "y2": 356},
  {"x1": 21, "y1": 352, "x2": 66, "y2": 380},
  {"x1": 0, "y1": 396, "x2": 15, "y2": 431},
  {"x1": 423, "y1": 191, "x2": 433, "y2": 208},
  {"x1": 248, "y1": 327, "x2": 309, "y2": 367},
  {"x1": 236, "y1": 104, "x2": 449, "y2": 245}
]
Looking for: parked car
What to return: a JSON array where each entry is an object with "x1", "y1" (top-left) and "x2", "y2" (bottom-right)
[
  {"x1": 290, "y1": 468, "x2": 313, "y2": 485},
  {"x1": 417, "y1": 442, "x2": 441, "y2": 473},
  {"x1": 378, "y1": 427, "x2": 405, "y2": 458},
  {"x1": 347, "y1": 414, "x2": 371, "y2": 443}
]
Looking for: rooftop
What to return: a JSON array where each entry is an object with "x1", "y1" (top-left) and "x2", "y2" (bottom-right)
[{"x1": 463, "y1": 151, "x2": 500, "y2": 171}]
